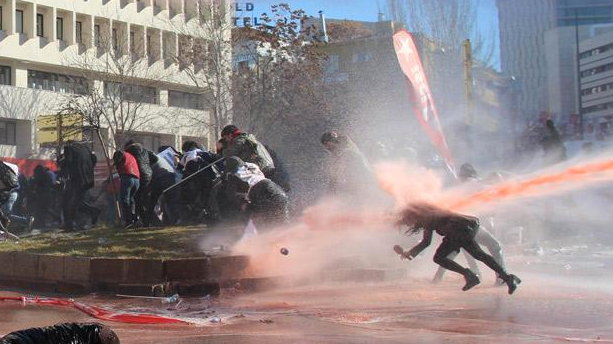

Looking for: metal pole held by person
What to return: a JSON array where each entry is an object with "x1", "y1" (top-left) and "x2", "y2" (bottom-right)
[{"x1": 162, "y1": 157, "x2": 226, "y2": 194}]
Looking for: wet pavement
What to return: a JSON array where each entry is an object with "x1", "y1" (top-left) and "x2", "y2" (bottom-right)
[{"x1": 2, "y1": 252, "x2": 613, "y2": 344}]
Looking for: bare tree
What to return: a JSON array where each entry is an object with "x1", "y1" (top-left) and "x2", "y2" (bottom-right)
[
  {"x1": 169, "y1": 0, "x2": 234, "y2": 139},
  {"x1": 58, "y1": 20, "x2": 172, "y2": 152},
  {"x1": 232, "y1": 4, "x2": 338, "y2": 206},
  {"x1": 57, "y1": 19, "x2": 176, "y2": 223},
  {"x1": 386, "y1": 0, "x2": 495, "y2": 66},
  {"x1": 233, "y1": 4, "x2": 331, "y2": 135}
]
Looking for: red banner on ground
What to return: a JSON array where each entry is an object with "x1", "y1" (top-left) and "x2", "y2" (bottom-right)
[
  {"x1": 0, "y1": 296, "x2": 190, "y2": 325},
  {"x1": 392, "y1": 30, "x2": 456, "y2": 176}
]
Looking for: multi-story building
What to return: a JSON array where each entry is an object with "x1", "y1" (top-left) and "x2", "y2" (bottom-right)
[
  {"x1": 497, "y1": 0, "x2": 613, "y2": 128},
  {"x1": 579, "y1": 27, "x2": 613, "y2": 139},
  {"x1": 304, "y1": 17, "x2": 517, "y2": 165},
  {"x1": 0, "y1": 0, "x2": 232, "y2": 166}
]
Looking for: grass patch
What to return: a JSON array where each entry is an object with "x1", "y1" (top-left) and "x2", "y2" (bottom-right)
[{"x1": 0, "y1": 225, "x2": 214, "y2": 259}]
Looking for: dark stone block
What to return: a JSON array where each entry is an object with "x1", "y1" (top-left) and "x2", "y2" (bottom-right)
[
  {"x1": 38, "y1": 255, "x2": 64, "y2": 281},
  {"x1": 116, "y1": 284, "x2": 157, "y2": 296},
  {"x1": 124, "y1": 259, "x2": 164, "y2": 283},
  {"x1": 0, "y1": 252, "x2": 15, "y2": 277},
  {"x1": 91, "y1": 258, "x2": 124, "y2": 283},
  {"x1": 63, "y1": 256, "x2": 91, "y2": 282},
  {"x1": 163, "y1": 258, "x2": 210, "y2": 281},
  {"x1": 56, "y1": 281, "x2": 89, "y2": 295},
  {"x1": 175, "y1": 282, "x2": 220, "y2": 296},
  {"x1": 13, "y1": 253, "x2": 39, "y2": 279},
  {"x1": 208, "y1": 255, "x2": 250, "y2": 281}
]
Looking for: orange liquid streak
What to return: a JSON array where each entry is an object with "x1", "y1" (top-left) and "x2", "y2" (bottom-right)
[{"x1": 446, "y1": 159, "x2": 613, "y2": 211}]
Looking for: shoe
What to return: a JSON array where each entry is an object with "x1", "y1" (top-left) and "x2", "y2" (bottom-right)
[
  {"x1": 505, "y1": 274, "x2": 522, "y2": 295},
  {"x1": 91, "y1": 208, "x2": 101, "y2": 226},
  {"x1": 27, "y1": 217, "x2": 35, "y2": 232},
  {"x1": 462, "y1": 269, "x2": 481, "y2": 291}
]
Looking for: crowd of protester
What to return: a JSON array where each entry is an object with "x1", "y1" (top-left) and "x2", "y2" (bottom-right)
[
  {"x1": 0, "y1": 119, "x2": 572, "y2": 237},
  {"x1": 0, "y1": 124, "x2": 295, "y2": 235}
]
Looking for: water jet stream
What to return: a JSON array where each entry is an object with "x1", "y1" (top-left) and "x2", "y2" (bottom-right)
[{"x1": 444, "y1": 158, "x2": 613, "y2": 211}]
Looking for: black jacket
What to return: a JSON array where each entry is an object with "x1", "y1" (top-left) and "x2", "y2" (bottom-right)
[
  {"x1": 1, "y1": 323, "x2": 108, "y2": 344},
  {"x1": 125, "y1": 143, "x2": 158, "y2": 184},
  {"x1": 63, "y1": 143, "x2": 96, "y2": 190}
]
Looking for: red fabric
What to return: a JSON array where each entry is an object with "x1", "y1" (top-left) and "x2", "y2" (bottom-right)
[
  {"x1": 392, "y1": 30, "x2": 456, "y2": 177},
  {"x1": 116, "y1": 152, "x2": 140, "y2": 179},
  {"x1": 0, "y1": 296, "x2": 189, "y2": 325},
  {"x1": 228, "y1": 129, "x2": 243, "y2": 144},
  {"x1": 0, "y1": 157, "x2": 57, "y2": 178}
]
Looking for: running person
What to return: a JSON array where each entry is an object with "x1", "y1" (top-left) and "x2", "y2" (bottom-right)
[{"x1": 395, "y1": 202, "x2": 521, "y2": 294}]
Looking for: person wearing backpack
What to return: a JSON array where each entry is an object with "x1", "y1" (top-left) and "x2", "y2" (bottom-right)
[
  {"x1": 220, "y1": 125, "x2": 276, "y2": 177},
  {"x1": 0, "y1": 161, "x2": 34, "y2": 232}
]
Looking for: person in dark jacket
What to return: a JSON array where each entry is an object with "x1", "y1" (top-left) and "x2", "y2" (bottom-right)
[
  {"x1": 124, "y1": 140, "x2": 158, "y2": 227},
  {"x1": 224, "y1": 156, "x2": 289, "y2": 229},
  {"x1": 221, "y1": 125, "x2": 275, "y2": 177},
  {"x1": 395, "y1": 202, "x2": 521, "y2": 294},
  {"x1": 1, "y1": 322, "x2": 120, "y2": 344},
  {"x1": 432, "y1": 163, "x2": 507, "y2": 285},
  {"x1": 113, "y1": 150, "x2": 140, "y2": 229},
  {"x1": 61, "y1": 141, "x2": 100, "y2": 231},
  {"x1": 31, "y1": 165, "x2": 54, "y2": 228}
]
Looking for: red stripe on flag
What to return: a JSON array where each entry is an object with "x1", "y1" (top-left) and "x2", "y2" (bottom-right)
[{"x1": 392, "y1": 30, "x2": 456, "y2": 177}]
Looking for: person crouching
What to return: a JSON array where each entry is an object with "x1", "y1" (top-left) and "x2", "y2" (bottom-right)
[{"x1": 224, "y1": 156, "x2": 289, "y2": 229}]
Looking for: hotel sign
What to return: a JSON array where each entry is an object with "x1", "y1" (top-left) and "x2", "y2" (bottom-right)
[{"x1": 233, "y1": 2, "x2": 261, "y2": 27}]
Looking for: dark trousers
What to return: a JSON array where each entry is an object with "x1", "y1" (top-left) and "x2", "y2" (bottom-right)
[
  {"x1": 432, "y1": 234, "x2": 508, "y2": 281},
  {"x1": 433, "y1": 227, "x2": 505, "y2": 280},
  {"x1": 135, "y1": 178, "x2": 151, "y2": 226},
  {"x1": 63, "y1": 182, "x2": 99, "y2": 228},
  {"x1": 119, "y1": 175, "x2": 139, "y2": 225},
  {"x1": 147, "y1": 174, "x2": 177, "y2": 225}
]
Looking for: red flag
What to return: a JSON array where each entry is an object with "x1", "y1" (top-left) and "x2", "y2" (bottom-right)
[{"x1": 392, "y1": 30, "x2": 456, "y2": 176}]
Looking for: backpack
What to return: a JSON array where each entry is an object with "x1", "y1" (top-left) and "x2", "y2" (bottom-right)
[
  {"x1": 0, "y1": 162, "x2": 19, "y2": 192},
  {"x1": 245, "y1": 134, "x2": 275, "y2": 175}
]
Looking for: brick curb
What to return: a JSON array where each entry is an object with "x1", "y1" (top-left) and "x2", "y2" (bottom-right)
[{"x1": 0, "y1": 252, "x2": 249, "y2": 297}]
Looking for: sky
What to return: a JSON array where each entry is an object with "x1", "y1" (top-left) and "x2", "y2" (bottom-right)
[{"x1": 241, "y1": 0, "x2": 501, "y2": 69}]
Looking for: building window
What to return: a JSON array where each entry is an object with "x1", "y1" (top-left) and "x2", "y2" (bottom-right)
[
  {"x1": 0, "y1": 121, "x2": 16, "y2": 145},
  {"x1": 36, "y1": 13, "x2": 43, "y2": 37},
  {"x1": 94, "y1": 24, "x2": 100, "y2": 46},
  {"x1": 27, "y1": 70, "x2": 88, "y2": 94},
  {"x1": 0, "y1": 65, "x2": 10, "y2": 85},
  {"x1": 0, "y1": 6, "x2": 3, "y2": 31},
  {"x1": 56, "y1": 17, "x2": 63, "y2": 40},
  {"x1": 76, "y1": 21, "x2": 82, "y2": 44},
  {"x1": 581, "y1": 61, "x2": 613, "y2": 77},
  {"x1": 169, "y1": 90, "x2": 203, "y2": 110},
  {"x1": 104, "y1": 81, "x2": 158, "y2": 104},
  {"x1": 15, "y1": 10, "x2": 24, "y2": 34},
  {"x1": 130, "y1": 31, "x2": 135, "y2": 54},
  {"x1": 112, "y1": 28, "x2": 119, "y2": 53}
]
